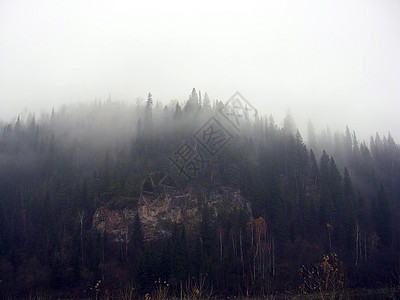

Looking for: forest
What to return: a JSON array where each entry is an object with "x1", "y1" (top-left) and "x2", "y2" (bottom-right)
[{"x1": 0, "y1": 89, "x2": 399, "y2": 299}]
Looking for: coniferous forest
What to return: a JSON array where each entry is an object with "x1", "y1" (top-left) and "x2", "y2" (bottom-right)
[{"x1": 0, "y1": 90, "x2": 400, "y2": 299}]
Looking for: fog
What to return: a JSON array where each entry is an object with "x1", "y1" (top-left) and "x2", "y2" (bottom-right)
[{"x1": 1, "y1": 0, "x2": 399, "y2": 142}]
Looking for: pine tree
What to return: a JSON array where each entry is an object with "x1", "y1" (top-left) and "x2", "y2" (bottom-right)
[
  {"x1": 170, "y1": 224, "x2": 187, "y2": 282},
  {"x1": 145, "y1": 92, "x2": 153, "y2": 122},
  {"x1": 283, "y1": 111, "x2": 296, "y2": 136},
  {"x1": 373, "y1": 184, "x2": 391, "y2": 247},
  {"x1": 307, "y1": 120, "x2": 317, "y2": 152},
  {"x1": 131, "y1": 212, "x2": 144, "y2": 253},
  {"x1": 203, "y1": 92, "x2": 211, "y2": 110},
  {"x1": 343, "y1": 167, "x2": 356, "y2": 248},
  {"x1": 173, "y1": 102, "x2": 183, "y2": 119},
  {"x1": 135, "y1": 248, "x2": 156, "y2": 293},
  {"x1": 184, "y1": 88, "x2": 200, "y2": 113},
  {"x1": 318, "y1": 151, "x2": 331, "y2": 226}
]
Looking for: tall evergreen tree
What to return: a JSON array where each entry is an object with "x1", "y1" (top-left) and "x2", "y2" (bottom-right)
[
  {"x1": 173, "y1": 102, "x2": 183, "y2": 119},
  {"x1": 145, "y1": 92, "x2": 153, "y2": 122},
  {"x1": 373, "y1": 184, "x2": 391, "y2": 247},
  {"x1": 203, "y1": 92, "x2": 211, "y2": 110}
]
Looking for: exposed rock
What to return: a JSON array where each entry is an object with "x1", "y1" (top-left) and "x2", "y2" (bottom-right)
[
  {"x1": 92, "y1": 207, "x2": 135, "y2": 243},
  {"x1": 92, "y1": 186, "x2": 250, "y2": 242}
]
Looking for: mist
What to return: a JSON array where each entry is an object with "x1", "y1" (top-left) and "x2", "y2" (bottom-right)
[
  {"x1": 1, "y1": 0, "x2": 399, "y2": 143},
  {"x1": 1, "y1": 67, "x2": 400, "y2": 299},
  {"x1": 3, "y1": 1, "x2": 400, "y2": 296}
]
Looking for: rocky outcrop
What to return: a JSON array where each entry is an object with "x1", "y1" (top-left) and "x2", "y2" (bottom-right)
[
  {"x1": 92, "y1": 207, "x2": 135, "y2": 242},
  {"x1": 92, "y1": 186, "x2": 250, "y2": 242}
]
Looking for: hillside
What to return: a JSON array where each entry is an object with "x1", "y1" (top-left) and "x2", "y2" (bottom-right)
[{"x1": 0, "y1": 90, "x2": 399, "y2": 298}]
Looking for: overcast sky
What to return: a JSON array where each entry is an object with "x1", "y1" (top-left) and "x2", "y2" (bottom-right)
[{"x1": 1, "y1": 0, "x2": 399, "y2": 142}]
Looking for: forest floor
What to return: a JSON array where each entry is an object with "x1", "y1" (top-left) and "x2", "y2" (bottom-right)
[{"x1": 9, "y1": 287, "x2": 399, "y2": 300}]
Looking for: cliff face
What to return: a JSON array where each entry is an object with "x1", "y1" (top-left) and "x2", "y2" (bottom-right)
[{"x1": 92, "y1": 186, "x2": 250, "y2": 242}]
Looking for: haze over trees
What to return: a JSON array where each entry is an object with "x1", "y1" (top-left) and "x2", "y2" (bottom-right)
[{"x1": 0, "y1": 89, "x2": 399, "y2": 298}]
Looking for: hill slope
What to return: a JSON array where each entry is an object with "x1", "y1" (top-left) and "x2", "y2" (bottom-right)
[{"x1": 0, "y1": 92, "x2": 399, "y2": 297}]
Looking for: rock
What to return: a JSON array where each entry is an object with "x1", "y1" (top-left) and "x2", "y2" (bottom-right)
[
  {"x1": 92, "y1": 186, "x2": 250, "y2": 242},
  {"x1": 92, "y1": 207, "x2": 135, "y2": 243}
]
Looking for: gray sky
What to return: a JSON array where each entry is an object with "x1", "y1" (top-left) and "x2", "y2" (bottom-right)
[{"x1": 1, "y1": 0, "x2": 399, "y2": 142}]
